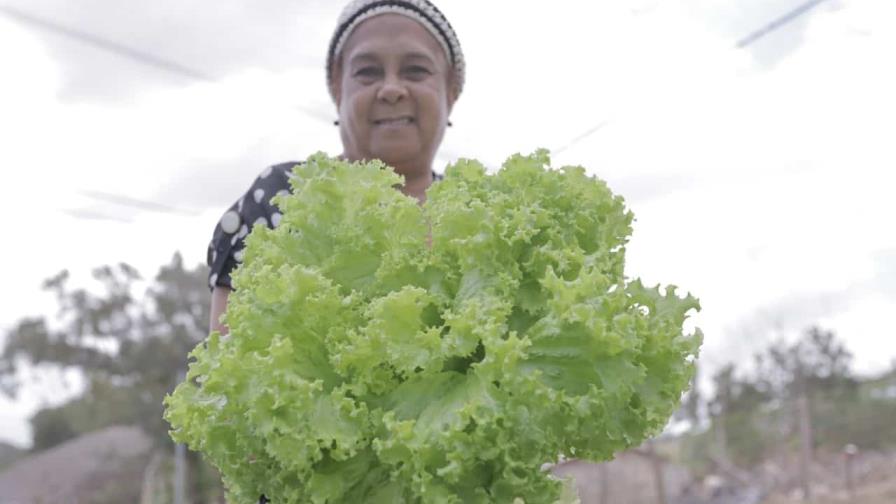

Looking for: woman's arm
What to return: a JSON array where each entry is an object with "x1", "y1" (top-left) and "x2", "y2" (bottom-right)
[
  {"x1": 210, "y1": 286, "x2": 232, "y2": 335},
  {"x1": 206, "y1": 163, "x2": 297, "y2": 338},
  {"x1": 210, "y1": 285, "x2": 268, "y2": 504}
]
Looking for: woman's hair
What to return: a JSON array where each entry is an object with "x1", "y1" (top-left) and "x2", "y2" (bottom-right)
[{"x1": 325, "y1": 0, "x2": 466, "y2": 97}]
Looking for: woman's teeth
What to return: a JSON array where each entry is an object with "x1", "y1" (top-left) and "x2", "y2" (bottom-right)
[{"x1": 375, "y1": 117, "x2": 413, "y2": 125}]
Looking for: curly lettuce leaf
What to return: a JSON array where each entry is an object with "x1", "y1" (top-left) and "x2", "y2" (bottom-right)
[{"x1": 164, "y1": 151, "x2": 701, "y2": 504}]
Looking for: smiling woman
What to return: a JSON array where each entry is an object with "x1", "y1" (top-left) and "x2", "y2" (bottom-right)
[
  {"x1": 330, "y1": 12, "x2": 461, "y2": 184},
  {"x1": 202, "y1": 2, "x2": 465, "y2": 500},
  {"x1": 207, "y1": 0, "x2": 465, "y2": 329}
]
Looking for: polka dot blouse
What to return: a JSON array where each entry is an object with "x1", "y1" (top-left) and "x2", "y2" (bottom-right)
[
  {"x1": 207, "y1": 161, "x2": 297, "y2": 291},
  {"x1": 207, "y1": 162, "x2": 443, "y2": 291}
]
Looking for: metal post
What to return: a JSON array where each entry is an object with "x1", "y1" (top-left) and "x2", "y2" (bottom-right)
[
  {"x1": 844, "y1": 444, "x2": 857, "y2": 500},
  {"x1": 797, "y1": 392, "x2": 813, "y2": 501},
  {"x1": 173, "y1": 368, "x2": 187, "y2": 504},
  {"x1": 599, "y1": 463, "x2": 610, "y2": 504},
  {"x1": 647, "y1": 441, "x2": 668, "y2": 504},
  {"x1": 174, "y1": 442, "x2": 186, "y2": 504}
]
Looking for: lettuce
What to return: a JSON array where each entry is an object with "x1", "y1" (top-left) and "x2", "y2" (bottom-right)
[{"x1": 164, "y1": 151, "x2": 701, "y2": 504}]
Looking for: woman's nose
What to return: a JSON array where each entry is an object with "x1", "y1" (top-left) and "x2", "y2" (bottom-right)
[{"x1": 376, "y1": 75, "x2": 408, "y2": 103}]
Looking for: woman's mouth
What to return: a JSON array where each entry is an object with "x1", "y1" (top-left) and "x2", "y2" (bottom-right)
[{"x1": 373, "y1": 116, "x2": 414, "y2": 126}]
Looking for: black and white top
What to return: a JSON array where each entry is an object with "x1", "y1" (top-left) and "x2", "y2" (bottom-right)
[
  {"x1": 206, "y1": 161, "x2": 298, "y2": 291},
  {"x1": 207, "y1": 162, "x2": 442, "y2": 503},
  {"x1": 207, "y1": 162, "x2": 443, "y2": 292}
]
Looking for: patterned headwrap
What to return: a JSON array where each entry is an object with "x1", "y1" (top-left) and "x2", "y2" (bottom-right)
[{"x1": 326, "y1": 0, "x2": 466, "y2": 99}]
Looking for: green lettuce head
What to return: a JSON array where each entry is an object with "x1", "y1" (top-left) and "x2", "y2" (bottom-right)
[{"x1": 164, "y1": 150, "x2": 702, "y2": 504}]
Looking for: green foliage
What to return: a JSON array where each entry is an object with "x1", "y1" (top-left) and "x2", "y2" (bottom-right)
[
  {"x1": 1, "y1": 253, "x2": 210, "y2": 447},
  {"x1": 754, "y1": 326, "x2": 855, "y2": 399},
  {"x1": 0, "y1": 442, "x2": 23, "y2": 470},
  {"x1": 811, "y1": 375, "x2": 896, "y2": 451},
  {"x1": 1, "y1": 253, "x2": 221, "y2": 501},
  {"x1": 165, "y1": 152, "x2": 702, "y2": 504},
  {"x1": 29, "y1": 405, "x2": 80, "y2": 452},
  {"x1": 684, "y1": 327, "x2": 896, "y2": 474},
  {"x1": 28, "y1": 378, "x2": 144, "y2": 451}
]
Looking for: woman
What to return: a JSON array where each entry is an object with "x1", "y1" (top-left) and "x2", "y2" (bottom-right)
[{"x1": 206, "y1": 0, "x2": 465, "y2": 338}]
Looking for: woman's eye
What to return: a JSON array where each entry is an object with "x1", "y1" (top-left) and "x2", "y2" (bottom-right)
[
  {"x1": 353, "y1": 67, "x2": 381, "y2": 79},
  {"x1": 405, "y1": 66, "x2": 432, "y2": 78}
]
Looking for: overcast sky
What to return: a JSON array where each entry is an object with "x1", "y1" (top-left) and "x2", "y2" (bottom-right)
[{"x1": 1, "y1": 0, "x2": 893, "y2": 447}]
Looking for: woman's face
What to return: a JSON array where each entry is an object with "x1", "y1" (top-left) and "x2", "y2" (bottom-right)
[{"x1": 332, "y1": 14, "x2": 457, "y2": 175}]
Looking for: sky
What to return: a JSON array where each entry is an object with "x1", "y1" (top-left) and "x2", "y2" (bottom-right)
[{"x1": 0, "y1": 0, "x2": 894, "y2": 447}]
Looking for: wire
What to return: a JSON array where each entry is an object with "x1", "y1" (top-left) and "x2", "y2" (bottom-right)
[
  {"x1": 60, "y1": 208, "x2": 134, "y2": 224},
  {"x1": 0, "y1": 4, "x2": 333, "y2": 122},
  {"x1": 1, "y1": 3, "x2": 334, "y2": 219},
  {"x1": 5, "y1": 1, "x2": 839, "y2": 213},
  {"x1": 78, "y1": 190, "x2": 200, "y2": 216},
  {"x1": 551, "y1": 120, "x2": 611, "y2": 156},
  {"x1": 0, "y1": 5, "x2": 213, "y2": 82},
  {"x1": 735, "y1": 0, "x2": 830, "y2": 49},
  {"x1": 552, "y1": 1, "x2": 833, "y2": 157}
]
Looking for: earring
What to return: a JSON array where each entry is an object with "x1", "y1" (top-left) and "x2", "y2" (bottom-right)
[
  {"x1": 447, "y1": 120, "x2": 453, "y2": 127},
  {"x1": 333, "y1": 120, "x2": 340, "y2": 126}
]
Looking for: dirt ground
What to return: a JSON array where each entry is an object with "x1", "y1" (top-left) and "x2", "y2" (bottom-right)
[
  {"x1": 763, "y1": 476, "x2": 896, "y2": 504},
  {"x1": 0, "y1": 425, "x2": 152, "y2": 503}
]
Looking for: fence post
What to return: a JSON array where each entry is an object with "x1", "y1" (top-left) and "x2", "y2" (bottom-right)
[
  {"x1": 599, "y1": 463, "x2": 609, "y2": 504},
  {"x1": 173, "y1": 368, "x2": 187, "y2": 504},
  {"x1": 647, "y1": 441, "x2": 668, "y2": 504},
  {"x1": 843, "y1": 443, "x2": 857, "y2": 500},
  {"x1": 797, "y1": 391, "x2": 813, "y2": 501}
]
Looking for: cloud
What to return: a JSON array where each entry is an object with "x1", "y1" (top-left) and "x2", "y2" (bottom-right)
[
  {"x1": 593, "y1": 0, "x2": 895, "y2": 375},
  {"x1": 681, "y1": 0, "x2": 844, "y2": 66},
  {"x1": 148, "y1": 140, "x2": 307, "y2": 210},
  {"x1": 2, "y1": 0, "x2": 895, "y2": 446},
  {"x1": 60, "y1": 207, "x2": 135, "y2": 223},
  {"x1": 77, "y1": 190, "x2": 198, "y2": 216},
  {"x1": 0, "y1": 0, "x2": 835, "y2": 107},
  {"x1": 605, "y1": 174, "x2": 699, "y2": 204},
  {"x1": 870, "y1": 250, "x2": 896, "y2": 299},
  {"x1": 716, "y1": 246, "x2": 896, "y2": 373},
  {"x1": 0, "y1": 0, "x2": 337, "y2": 102}
]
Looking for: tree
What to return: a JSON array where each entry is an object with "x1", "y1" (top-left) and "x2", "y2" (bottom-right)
[
  {"x1": 756, "y1": 326, "x2": 854, "y2": 399},
  {"x1": 754, "y1": 326, "x2": 855, "y2": 500},
  {"x1": 2, "y1": 253, "x2": 209, "y2": 443},
  {"x1": 706, "y1": 363, "x2": 770, "y2": 468},
  {"x1": 682, "y1": 325, "x2": 896, "y2": 498},
  {"x1": 1, "y1": 253, "x2": 221, "y2": 501}
]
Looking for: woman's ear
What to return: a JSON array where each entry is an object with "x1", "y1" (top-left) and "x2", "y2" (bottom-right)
[
  {"x1": 329, "y1": 63, "x2": 343, "y2": 107},
  {"x1": 446, "y1": 74, "x2": 460, "y2": 114}
]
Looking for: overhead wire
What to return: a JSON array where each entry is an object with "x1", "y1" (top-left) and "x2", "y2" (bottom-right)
[
  {"x1": 78, "y1": 190, "x2": 200, "y2": 217},
  {"x1": 0, "y1": 4, "x2": 213, "y2": 82},
  {"x1": 3, "y1": 2, "x2": 837, "y2": 213},
  {"x1": 551, "y1": 0, "x2": 832, "y2": 157},
  {"x1": 0, "y1": 3, "x2": 333, "y2": 218},
  {"x1": 551, "y1": 121, "x2": 611, "y2": 156},
  {"x1": 0, "y1": 4, "x2": 332, "y2": 122},
  {"x1": 735, "y1": 0, "x2": 830, "y2": 49}
]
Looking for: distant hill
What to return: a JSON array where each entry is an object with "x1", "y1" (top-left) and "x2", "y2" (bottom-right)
[
  {"x1": 0, "y1": 425, "x2": 151, "y2": 503},
  {"x1": 0, "y1": 442, "x2": 23, "y2": 471}
]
